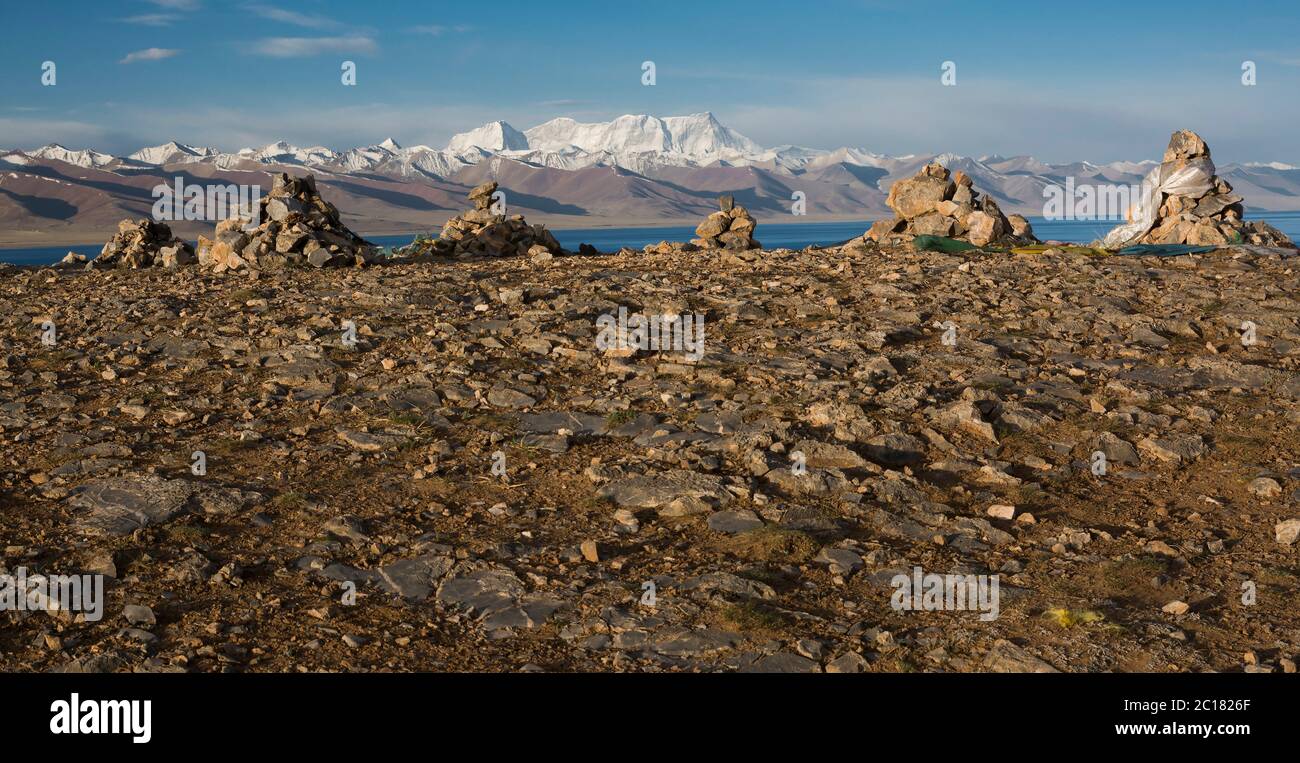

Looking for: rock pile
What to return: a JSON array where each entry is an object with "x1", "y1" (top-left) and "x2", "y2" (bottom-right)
[
  {"x1": 92, "y1": 219, "x2": 196, "y2": 269},
  {"x1": 1102, "y1": 130, "x2": 1294, "y2": 248},
  {"x1": 692, "y1": 195, "x2": 760, "y2": 250},
  {"x1": 197, "y1": 173, "x2": 379, "y2": 273},
  {"x1": 866, "y1": 162, "x2": 1036, "y2": 247},
  {"x1": 403, "y1": 181, "x2": 564, "y2": 259}
]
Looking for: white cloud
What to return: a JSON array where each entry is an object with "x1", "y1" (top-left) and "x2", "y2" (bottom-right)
[
  {"x1": 244, "y1": 4, "x2": 339, "y2": 29},
  {"x1": 119, "y1": 48, "x2": 181, "y2": 64},
  {"x1": 411, "y1": 24, "x2": 471, "y2": 35},
  {"x1": 248, "y1": 35, "x2": 377, "y2": 58},
  {"x1": 146, "y1": 0, "x2": 200, "y2": 9},
  {"x1": 118, "y1": 13, "x2": 179, "y2": 26}
]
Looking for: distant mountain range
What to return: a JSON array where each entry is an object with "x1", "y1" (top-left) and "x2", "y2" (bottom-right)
[{"x1": 3, "y1": 112, "x2": 1299, "y2": 245}]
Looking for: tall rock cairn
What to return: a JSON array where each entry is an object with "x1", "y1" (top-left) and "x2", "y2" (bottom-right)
[
  {"x1": 1103, "y1": 130, "x2": 1294, "y2": 248},
  {"x1": 197, "y1": 173, "x2": 379, "y2": 273}
]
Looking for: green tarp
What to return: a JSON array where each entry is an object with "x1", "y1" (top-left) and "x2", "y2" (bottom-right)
[
  {"x1": 1114, "y1": 244, "x2": 1218, "y2": 257},
  {"x1": 912, "y1": 235, "x2": 982, "y2": 253},
  {"x1": 910, "y1": 236, "x2": 1221, "y2": 258}
]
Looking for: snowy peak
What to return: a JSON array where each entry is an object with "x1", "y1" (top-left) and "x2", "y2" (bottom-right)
[
  {"x1": 447, "y1": 121, "x2": 528, "y2": 154},
  {"x1": 240, "y1": 141, "x2": 339, "y2": 166},
  {"x1": 1243, "y1": 161, "x2": 1298, "y2": 171},
  {"x1": 29, "y1": 143, "x2": 117, "y2": 169},
  {"x1": 523, "y1": 112, "x2": 760, "y2": 158},
  {"x1": 661, "y1": 112, "x2": 761, "y2": 155},
  {"x1": 128, "y1": 141, "x2": 218, "y2": 165}
]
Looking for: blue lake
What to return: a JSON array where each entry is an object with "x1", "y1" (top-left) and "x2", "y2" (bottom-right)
[{"x1": 4, "y1": 212, "x2": 1299, "y2": 266}]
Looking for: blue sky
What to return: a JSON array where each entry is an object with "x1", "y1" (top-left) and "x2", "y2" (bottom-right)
[{"x1": 2, "y1": 0, "x2": 1299, "y2": 163}]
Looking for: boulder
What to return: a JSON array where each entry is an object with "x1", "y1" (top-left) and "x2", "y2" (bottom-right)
[{"x1": 886, "y1": 169, "x2": 954, "y2": 219}]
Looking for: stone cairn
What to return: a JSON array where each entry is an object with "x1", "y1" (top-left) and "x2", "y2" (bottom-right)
[
  {"x1": 692, "y1": 195, "x2": 760, "y2": 250},
  {"x1": 1102, "y1": 130, "x2": 1293, "y2": 248},
  {"x1": 91, "y1": 219, "x2": 196, "y2": 269},
  {"x1": 198, "y1": 173, "x2": 379, "y2": 273},
  {"x1": 866, "y1": 161, "x2": 1036, "y2": 247},
  {"x1": 401, "y1": 181, "x2": 564, "y2": 260}
]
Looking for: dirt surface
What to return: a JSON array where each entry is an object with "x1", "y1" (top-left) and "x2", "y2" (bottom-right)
[{"x1": 1, "y1": 243, "x2": 1298, "y2": 673}]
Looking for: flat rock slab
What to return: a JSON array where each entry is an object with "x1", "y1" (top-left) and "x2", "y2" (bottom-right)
[
  {"x1": 486, "y1": 386, "x2": 537, "y2": 409},
  {"x1": 794, "y1": 439, "x2": 868, "y2": 469},
  {"x1": 815, "y1": 547, "x2": 864, "y2": 574},
  {"x1": 376, "y1": 554, "x2": 454, "y2": 600},
  {"x1": 597, "y1": 469, "x2": 732, "y2": 509},
  {"x1": 337, "y1": 429, "x2": 408, "y2": 452},
  {"x1": 653, "y1": 628, "x2": 742, "y2": 658},
  {"x1": 265, "y1": 358, "x2": 340, "y2": 397},
  {"x1": 707, "y1": 510, "x2": 764, "y2": 534},
  {"x1": 67, "y1": 476, "x2": 251, "y2": 536},
  {"x1": 982, "y1": 639, "x2": 1060, "y2": 673},
  {"x1": 679, "y1": 571, "x2": 776, "y2": 600},
  {"x1": 436, "y1": 567, "x2": 563, "y2": 632},
  {"x1": 517, "y1": 411, "x2": 609, "y2": 436},
  {"x1": 381, "y1": 387, "x2": 444, "y2": 420},
  {"x1": 741, "y1": 652, "x2": 822, "y2": 673}
]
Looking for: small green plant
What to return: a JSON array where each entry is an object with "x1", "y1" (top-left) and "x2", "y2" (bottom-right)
[
  {"x1": 387, "y1": 411, "x2": 425, "y2": 427},
  {"x1": 605, "y1": 410, "x2": 637, "y2": 427},
  {"x1": 721, "y1": 602, "x2": 787, "y2": 632},
  {"x1": 270, "y1": 491, "x2": 307, "y2": 510}
]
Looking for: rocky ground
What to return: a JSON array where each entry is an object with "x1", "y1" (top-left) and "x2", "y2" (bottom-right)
[{"x1": 1, "y1": 242, "x2": 1299, "y2": 674}]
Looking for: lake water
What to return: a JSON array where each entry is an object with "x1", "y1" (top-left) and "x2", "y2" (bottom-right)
[{"x1": 4, "y1": 212, "x2": 1299, "y2": 266}]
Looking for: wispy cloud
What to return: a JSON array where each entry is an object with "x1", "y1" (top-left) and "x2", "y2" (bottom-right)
[
  {"x1": 411, "y1": 24, "x2": 472, "y2": 35},
  {"x1": 244, "y1": 4, "x2": 339, "y2": 29},
  {"x1": 0, "y1": 117, "x2": 116, "y2": 149},
  {"x1": 118, "y1": 13, "x2": 179, "y2": 26},
  {"x1": 120, "y1": 48, "x2": 181, "y2": 64},
  {"x1": 146, "y1": 0, "x2": 200, "y2": 9},
  {"x1": 248, "y1": 35, "x2": 376, "y2": 57}
]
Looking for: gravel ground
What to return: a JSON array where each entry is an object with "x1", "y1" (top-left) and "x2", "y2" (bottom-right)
[{"x1": 1, "y1": 242, "x2": 1298, "y2": 673}]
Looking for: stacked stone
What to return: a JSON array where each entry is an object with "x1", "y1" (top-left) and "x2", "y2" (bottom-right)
[
  {"x1": 867, "y1": 162, "x2": 1036, "y2": 247},
  {"x1": 91, "y1": 219, "x2": 196, "y2": 269},
  {"x1": 1105, "y1": 130, "x2": 1293, "y2": 248},
  {"x1": 692, "y1": 195, "x2": 760, "y2": 250},
  {"x1": 403, "y1": 181, "x2": 564, "y2": 259},
  {"x1": 197, "y1": 173, "x2": 380, "y2": 273}
]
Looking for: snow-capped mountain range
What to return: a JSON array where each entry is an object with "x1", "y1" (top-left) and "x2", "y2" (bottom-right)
[
  {"x1": 6, "y1": 112, "x2": 1170, "y2": 177},
  {"x1": 2, "y1": 112, "x2": 1298, "y2": 243}
]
